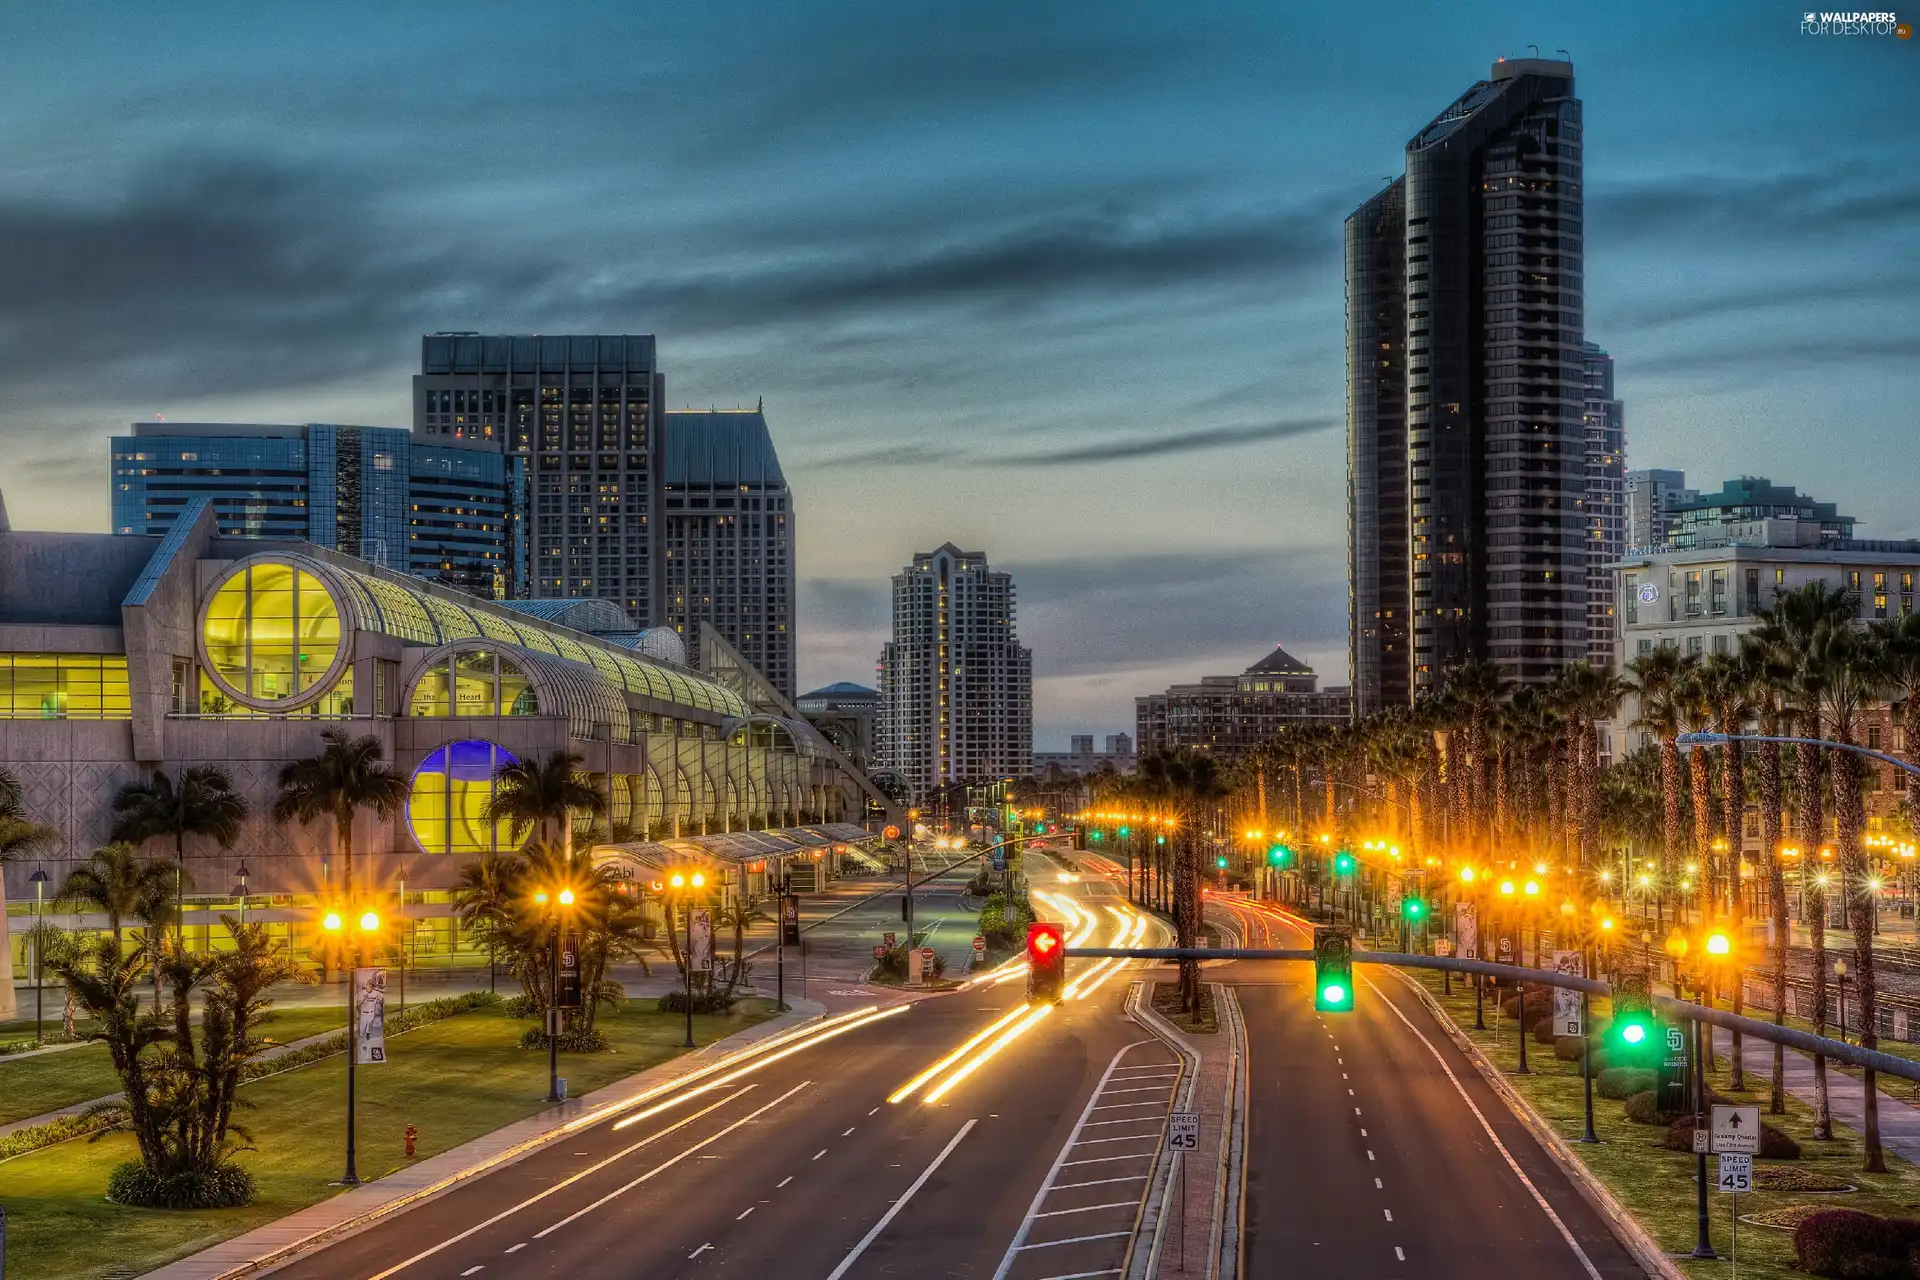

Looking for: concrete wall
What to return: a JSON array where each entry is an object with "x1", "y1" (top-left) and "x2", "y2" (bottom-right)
[{"x1": 0, "y1": 532, "x2": 157, "y2": 625}]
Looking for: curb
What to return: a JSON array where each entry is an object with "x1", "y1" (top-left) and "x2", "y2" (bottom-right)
[
  {"x1": 149, "y1": 1002, "x2": 833, "y2": 1280},
  {"x1": 1127, "y1": 981, "x2": 1200, "y2": 1280},
  {"x1": 1216, "y1": 983, "x2": 1248, "y2": 1280},
  {"x1": 1388, "y1": 969, "x2": 1684, "y2": 1280}
]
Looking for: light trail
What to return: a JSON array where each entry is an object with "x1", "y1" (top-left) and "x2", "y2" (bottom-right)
[
  {"x1": 923, "y1": 1003, "x2": 1054, "y2": 1104},
  {"x1": 887, "y1": 1003, "x2": 1032, "y2": 1104},
  {"x1": 611, "y1": 1004, "x2": 908, "y2": 1130}
]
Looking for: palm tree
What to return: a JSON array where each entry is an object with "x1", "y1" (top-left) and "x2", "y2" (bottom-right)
[
  {"x1": 1138, "y1": 747, "x2": 1229, "y2": 1014},
  {"x1": 0, "y1": 767, "x2": 60, "y2": 1021},
  {"x1": 481, "y1": 750, "x2": 608, "y2": 856},
  {"x1": 1870, "y1": 611, "x2": 1920, "y2": 869},
  {"x1": 57, "y1": 842, "x2": 176, "y2": 949},
  {"x1": 1556, "y1": 662, "x2": 1626, "y2": 872},
  {"x1": 1703, "y1": 650, "x2": 1757, "y2": 1088},
  {"x1": 1675, "y1": 662, "x2": 1720, "y2": 916},
  {"x1": 1446, "y1": 662, "x2": 1508, "y2": 852},
  {"x1": 1741, "y1": 630, "x2": 1796, "y2": 1114},
  {"x1": 272, "y1": 730, "x2": 408, "y2": 907},
  {"x1": 110, "y1": 766, "x2": 250, "y2": 946},
  {"x1": 1628, "y1": 647, "x2": 1693, "y2": 932},
  {"x1": 453, "y1": 847, "x2": 525, "y2": 994}
]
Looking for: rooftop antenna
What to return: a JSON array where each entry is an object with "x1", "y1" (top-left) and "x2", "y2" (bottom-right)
[{"x1": 1527, "y1": 43, "x2": 1540, "y2": 58}]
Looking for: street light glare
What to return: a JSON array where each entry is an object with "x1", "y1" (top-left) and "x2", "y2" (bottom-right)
[
  {"x1": 558, "y1": 888, "x2": 576, "y2": 906},
  {"x1": 323, "y1": 910, "x2": 343, "y2": 932},
  {"x1": 359, "y1": 910, "x2": 380, "y2": 933}
]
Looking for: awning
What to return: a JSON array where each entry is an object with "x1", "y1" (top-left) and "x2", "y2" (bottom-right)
[
  {"x1": 842, "y1": 848, "x2": 887, "y2": 872},
  {"x1": 807, "y1": 823, "x2": 884, "y2": 846},
  {"x1": 594, "y1": 826, "x2": 846, "y2": 871}
]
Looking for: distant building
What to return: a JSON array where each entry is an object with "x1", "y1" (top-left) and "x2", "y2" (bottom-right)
[
  {"x1": 413, "y1": 333, "x2": 664, "y2": 619},
  {"x1": 1135, "y1": 645, "x2": 1349, "y2": 758},
  {"x1": 877, "y1": 544, "x2": 1032, "y2": 799},
  {"x1": 1581, "y1": 343, "x2": 1627, "y2": 668},
  {"x1": 1625, "y1": 469, "x2": 1696, "y2": 551},
  {"x1": 1033, "y1": 736, "x2": 1138, "y2": 778},
  {"x1": 660, "y1": 409, "x2": 796, "y2": 699},
  {"x1": 1672, "y1": 477, "x2": 1856, "y2": 551},
  {"x1": 798, "y1": 681, "x2": 880, "y2": 771},
  {"x1": 110, "y1": 423, "x2": 510, "y2": 597}
]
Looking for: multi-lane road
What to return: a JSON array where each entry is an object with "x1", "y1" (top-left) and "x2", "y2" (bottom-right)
[
  {"x1": 269, "y1": 862, "x2": 1171, "y2": 1280},
  {"x1": 261, "y1": 858, "x2": 1654, "y2": 1279}
]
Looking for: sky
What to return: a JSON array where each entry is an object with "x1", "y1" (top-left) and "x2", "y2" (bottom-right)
[{"x1": 0, "y1": 1, "x2": 1914, "y2": 748}]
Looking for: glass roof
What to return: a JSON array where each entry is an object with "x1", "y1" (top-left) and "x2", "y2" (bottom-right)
[{"x1": 224, "y1": 552, "x2": 752, "y2": 719}]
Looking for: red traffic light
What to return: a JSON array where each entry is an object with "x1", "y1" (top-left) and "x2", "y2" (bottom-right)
[{"x1": 1027, "y1": 922, "x2": 1065, "y2": 1004}]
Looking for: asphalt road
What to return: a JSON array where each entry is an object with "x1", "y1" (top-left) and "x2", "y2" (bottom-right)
[
  {"x1": 266, "y1": 872, "x2": 1168, "y2": 1280},
  {"x1": 1217, "y1": 899, "x2": 1647, "y2": 1280}
]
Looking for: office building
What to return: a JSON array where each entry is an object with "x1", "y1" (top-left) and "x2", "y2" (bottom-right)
[
  {"x1": 798, "y1": 682, "x2": 880, "y2": 771},
  {"x1": 1582, "y1": 343, "x2": 1627, "y2": 667},
  {"x1": 110, "y1": 423, "x2": 510, "y2": 597},
  {"x1": 413, "y1": 333, "x2": 664, "y2": 618},
  {"x1": 1033, "y1": 736, "x2": 1138, "y2": 778},
  {"x1": 1625, "y1": 468, "x2": 1696, "y2": 551},
  {"x1": 1347, "y1": 56, "x2": 1587, "y2": 710},
  {"x1": 1671, "y1": 477, "x2": 1856, "y2": 550},
  {"x1": 1135, "y1": 645, "x2": 1350, "y2": 758},
  {"x1": 660, "y1": 409, "x2": 796, "y2": 699},
  {"x1": 876, "y1": 544, "x2": 1032, "y2": 798}
]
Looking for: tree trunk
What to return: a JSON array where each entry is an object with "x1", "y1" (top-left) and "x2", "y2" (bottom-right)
[
  {"x1": 1175, "y1": 825, "x2": 1200, "y2": 1013},
  {"x1": 1660, "y1": 737, "x2": 1683, "y2": 934},
  {"x1": 1760, "y1": 736, "x2": 1788, "y2": 1114},
  {"x1": 1722, "y1": 733, "x2": 1747, "y2": 1089},
  {"x1": 1833, "y1": 737, "x2": 1886, "y2": 1171},
  {"x1": 1798, "y1": 729, "x2": 1831, "y2": 1139},
  {"x1": 1688, "y1": 745, "x2": 1714, "y2": 922}
]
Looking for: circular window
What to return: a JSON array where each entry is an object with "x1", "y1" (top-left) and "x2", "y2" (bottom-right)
[
  {"x1": 200, "y1": 560, "x2": 348, "y2": 708},
  {"x1": 408, "y1": 740, "x2": 522, "y2": 856}
]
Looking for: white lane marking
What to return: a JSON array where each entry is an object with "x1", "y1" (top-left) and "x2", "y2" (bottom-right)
[
  {"x1": 738, "y1": 1206, "x2": 755, "y2": 1220},
  {"x1": 777, "y1": 1176, "x2": 793, "y2": 1188},
  {"x1": 1054, "y1": 1175, "x2": 1149, "y2": 1190},
  {"x1": 361, "y1": 1088, "x2": 752, "y2": 1279},
  {"x1": 1033, "y1": 1200, "x2": 1140, "y2": 1218},
  {"x1": 505, "y1": 1242, "x2": 526, "y2": 1253},
  {"x1": 1368, "y1": 974, "x2": 1605, "y2": 1280},
  {"x1": 1396, "y1": 1246, "x2": 1407, "y2": 1261},
  {"x1": 460, "y1": 1269, "x2": 483, "y2": 1277},
  {"x1": 1367, "y1": 1150, "x2": 1375, "y2": 1161},
  {"x1": 1032, "y1": 1271, "x2": 1121, "y2": 1280},
  {"x1": 1078, "y1": 1117, "x2": 1168, "y2": 1130},
  {"x1": 843, "y1": 1127, "x2": 856, "y2": 1136},
  {"x1": 1090, "y1": 1101, "x2": 1170, "y2": 1113},
  {"x1": 993, "y1": 1041, "x2": 1163, "y2": 1280},
  {"x1": 824, "y1": 1119, "x2": 978, "y2": 1280},
  {"x1": 1062, "y1": 1154, "x2": 1155, "y2": 1168},
  {"x1": 1360, "y1": 1128, "x2": 1367, "y2": 1137},
  {"x1": 535, "y1": 1085, "x2": 808, "y2": 1239},
  {"x1": 1016, "y1": 1231, "x2": 1132, "y2": 1251},
  {"x1": 1098, "y1": 1086, "x2": 1170, "y2": 1097},
  {"x1": 1374, "y1": 1178, "x2": 1382, "y2": 1189},
  {"x1": 813, "y1": 1149, "x2": 828, "y2": 1160},
  {"x1": 1384, "y1": 1209, "x2": 1393, "y2": 1221},
  {"x1": 689, "y1": 1242, "x2": 713, "y2": 1259},
  {"x1": 869, "y1": 1107, "x2": 880, "y2": 1116}
]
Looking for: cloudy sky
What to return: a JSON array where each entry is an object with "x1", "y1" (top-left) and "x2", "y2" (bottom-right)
[{"x1": 0, "y1": 1, "x2": 1914, "y2": 747}]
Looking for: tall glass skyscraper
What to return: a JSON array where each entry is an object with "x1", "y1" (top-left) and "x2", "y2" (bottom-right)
[
  {"x1": 110, "y1": 423, "x2": 511, "y2": 596},
  {"x1": 413, "y1": 334, "x2": 663, "y2": 621},
  {"x1": 1347, "y1": 57, "x2": 1587, "y2": 709},
  {"x1": 1581, "y1": 342, "x2": 1626, "y2": 669}
]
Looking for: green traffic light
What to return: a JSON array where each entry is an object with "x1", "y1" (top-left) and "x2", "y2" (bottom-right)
[
  {"x1": 1268, "y1": 845, "x2": 1291, "y2": 866},
  {"x1": 1216, "y1": 856, "x2": 1228, "y2": 869},
  {"x1": 1118, "y1": 826, "x2": 1130, "y2": 837},
  {"x1": 1402, "y1": 898, "x2": 1425, "y2": 920},
  {"x1": 1620, "y1": 1022, "x2": 1647, "y2": 1046},
  {"x1": 1321, "y1": 983, "x2": 1348, "y2": 1007},
  {"x1": 1335, "y1": 854, "x2": 1355, "y2": 875}
]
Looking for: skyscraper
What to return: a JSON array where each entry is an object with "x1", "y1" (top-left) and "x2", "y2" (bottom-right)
[
  {"x1": 660, "y1": 408, "x2": 796, "y2": 699},
  {"x1": 413, "y1": 334, "x2": 664, "y2": 618},
  {"x1": 110, "y1": 423, "x2": 510, "y2": 596},
  {"x1": 1347, "y1": 56, "x2": 1587, "y2": 708},
  {"x1": 877, "y1": 544, "x2": 1032, "y2": 799},
  {"x1": 1581, "y1": 342, "x2": 1626, "y2": 668},
  {"x1": 1625, "y1": 468, "x2": 1696, "y2": 550}
]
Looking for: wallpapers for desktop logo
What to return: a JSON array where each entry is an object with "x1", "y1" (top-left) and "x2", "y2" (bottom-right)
[{"x1": 1801, "y1": 9, "x2": 1911, "y2": 35}]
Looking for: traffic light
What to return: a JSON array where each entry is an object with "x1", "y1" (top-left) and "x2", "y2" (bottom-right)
[
  {"x1": 1313, "y1": 926, "x2": 1354, "y2": 1012},
  {"x1": 1401, "y1": 897, "x2": 1426, "y2": 921},
  {"x1": 1026, "y1": 922, "x2": 1066, "y2": 1005},
  {"x1": 1118, "y1": 825, "x2": 1131, "y2": 837},
  {"x1": 1609, "y1": 969, "x2": 1657, "y2": 1066},
  {"x1": 1334, "y1": 853, "x2": 1356, "y2": 876},
  {"x1": 1215, "y1": 855, "x2": 1229, "y2": 869},
  {"x1": 1090, "y1": 830, "x2": 1103, "y2": 842},
  {"x1": 1268, "y1": 845, "x2": 1292, "y2": 866}
]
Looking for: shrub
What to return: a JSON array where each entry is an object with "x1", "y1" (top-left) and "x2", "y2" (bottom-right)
[
  {"x1": 0, "y1": 1104, "x2": 127, "y2": 1162},
  {"x1": 1793, "y1": 1209, "x2": 1920, "y2": 1278},
  {"x1": 1624, "y1": 1090, "x2": 1672, "y2": 1125},
  {"x1": 1597, "y1": 1068, "x2": 1657, "y2": 1100},
  {"x1": 1552, "y1": 1035, "x2": 1587, "y2": 1061},
  {"x1": 657, "y1": 989, "x2": 736, "y2": 1014},
  {"x1": 108, "y1": 1160, "x2": 255, "y2": 1209},
  {"x1": 1666, "y1": 1115, "x2": 1801, "y2": 1159},
  {"x1": 517, "y1": 1024, "x2": 611, "y2": 1052},
  {"x1": 501, "y1": 994, "x2": 538, "y2": 1018}
]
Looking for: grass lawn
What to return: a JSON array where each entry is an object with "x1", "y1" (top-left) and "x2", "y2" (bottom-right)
[
  {"x1": 0, "y1": 997, "x2": 775, "y2": 1280},
  {"x1": 0, "y1": 1007, "x2": 349, "y2": 1126},
  {"x1": 1407, "y1": 971, "x2": 1920, "y2": 1280}
]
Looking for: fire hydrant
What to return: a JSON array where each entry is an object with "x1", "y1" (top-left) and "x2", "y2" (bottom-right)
[{"x1": 404, "y1": 1124, "x2": 418, "y2": 1158}]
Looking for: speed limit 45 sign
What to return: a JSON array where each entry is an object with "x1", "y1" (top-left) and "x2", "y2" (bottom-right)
[{"x1": 1167, "y1": 1111, "x2": 1199, "y2": 1151}]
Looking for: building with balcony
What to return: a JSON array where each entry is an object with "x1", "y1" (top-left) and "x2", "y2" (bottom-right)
[{"x1": 1135, "y1": 645, "x2": 1350, "y2": 758}]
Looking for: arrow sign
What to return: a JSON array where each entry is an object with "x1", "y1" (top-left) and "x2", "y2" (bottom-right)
[{"x1": 1711, "y1": 1104, "x2": 1760, "y2": 1154}]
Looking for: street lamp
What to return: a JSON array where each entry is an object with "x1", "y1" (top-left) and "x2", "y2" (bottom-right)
[
  {"x1": 667, "y1": 871, "x2": 707, "y2": 1048},
  {"x1": 1835, "y1": 958, "x2": 1851, "y2": 1044},
  {"x1": 532, "y1": 885, "x2": 578, "y2": 1102},
  {"x1": 28, "y1": 868, "x2": 49, "y2": 1042},
  {"x1": 233, "y1": 861, "x2": 250, "y2": 928},
  {"x1": 322, "y1": 905, "x2": 381, "y2": 1186}
]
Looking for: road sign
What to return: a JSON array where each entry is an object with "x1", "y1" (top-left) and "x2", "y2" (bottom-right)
[
  {"x1": 992, "y1": 843, "x2": 1007, "y2": 871},
  {"x1": 872, "y1": 945, "x2": 886, "y2": 960},
  {"x1": 883, "y1": 931, "x2": 897, "y2": 948},
  {"x1": 1716, "y1": 1152, "x2": 1752, "y2": 1193},
  {"x1": 1433, "y1": 938, "x2": 1454, "y2": 957},
  {"x1": 1693, "y1": 1127, "x2": 1710, "y2": 1154},
  {"x1": 972, "y1": 935, "x2": 986, "y2": 953},
  {"x1": 1711, "y1": 1104, "x2": 1761, "y2": 1154},
  {"x1": 1167, "y1": 1112, "x2": 1199, "y2": 1151},
  {"x1": 920, "y1": 946, "x2": 936, "y2": 965}
]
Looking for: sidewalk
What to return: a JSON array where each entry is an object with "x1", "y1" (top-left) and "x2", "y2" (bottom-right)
[
  {"x1": 142, "y1": 998, "x2": 828, "y2": 1280},
  {"x1": 1728, "y1": 1028, "x2": 1920, "y2": 1164}
]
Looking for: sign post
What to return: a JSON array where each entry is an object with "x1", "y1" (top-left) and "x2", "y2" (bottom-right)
[
  {"x1": 1717, "y1": 1151, "x2": 1752, "y2": 1277},
  {"x1": 1167, "y1": 1112, "x2": 1199, "y2": 1271}
]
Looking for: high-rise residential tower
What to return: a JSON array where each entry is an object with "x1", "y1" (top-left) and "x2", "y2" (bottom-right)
[
  {"x1": 1347, "y1": 56, "x2": 1587, "y2": 708},
  {"x1": 110, "y1": 423, "x2": 510, "y2": 596},
  {"x1": 877, "y1": 544, "x2": 1032, "y2": 799},
  {"x1": 413, "y1": 334, "x2": 664, "y2": 619},
  {"x1": 1581, "y1": 342, "x2": 1627, "y2": 668},
  {"x1": 1625, "y1": 469, "x2": 1696, "y2": 550},
  {"x1": 660, "y1": 408, "x2": 796, "y2": 699}
]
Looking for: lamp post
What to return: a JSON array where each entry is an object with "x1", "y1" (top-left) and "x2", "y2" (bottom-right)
[
  {"x1": 323, "y1": 905, "x2": 381, "y2": 1186},
  {"x1": 532, "y1": 886, "x2": 576, "y2": 1103},
  {"x1": 233, "y1": 862, "x2": 250, "y2": 928},
  {"x1": 29, "y1": 868, "x2": 49, "y2": 1042},
  {"x1": 668, "y1": 870, "x2": 707, "y2": 1049},
  {"x1": 1836, "y1": 959, "x2": 1850, "y2": 1045}
]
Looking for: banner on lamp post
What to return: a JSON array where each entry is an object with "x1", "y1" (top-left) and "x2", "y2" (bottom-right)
[
  {"x1": 1455, "y1": 903, "x2": 1478, "y2": 960},
  {"x1": 1552, "y1": 950, "x2": 1584, "y2": 1036},
  {"x1": 689, "y1": 909, "x2": 714, "y2": 973},
  {"x1": 353, "y1": 968, "x2": 387, "y2": 1064}
]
